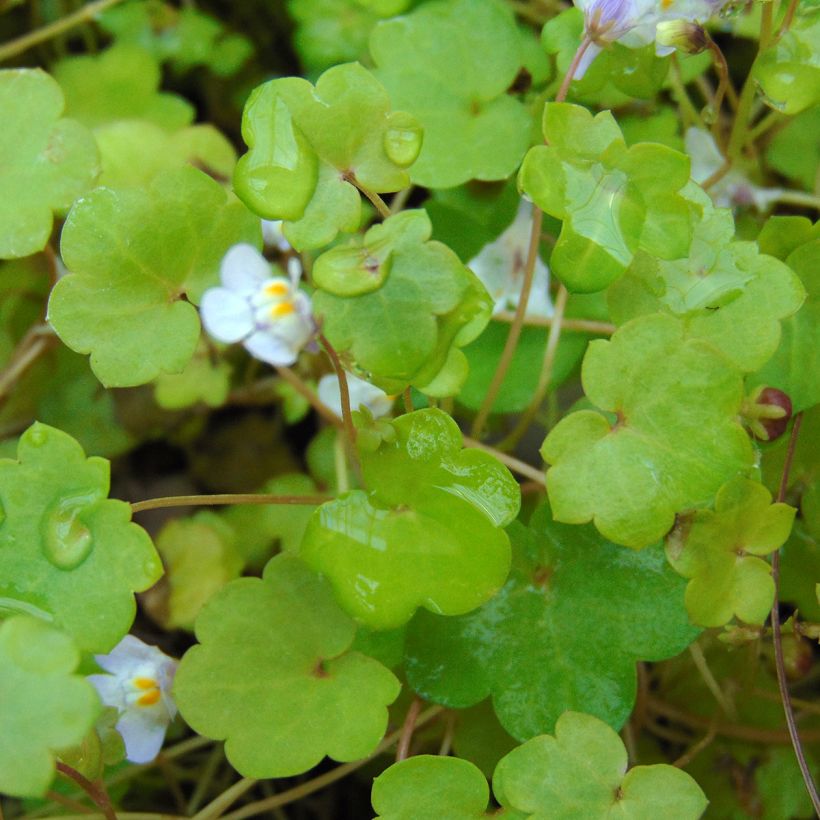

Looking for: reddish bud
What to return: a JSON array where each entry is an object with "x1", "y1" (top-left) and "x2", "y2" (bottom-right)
[{"x1": 742, "y1": 386, "x2": 793, "y2": 442}]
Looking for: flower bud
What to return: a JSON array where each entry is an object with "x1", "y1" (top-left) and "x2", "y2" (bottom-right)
[
  {"x1": 741, "y1": 386, "x2": 793, "y2": 442},
  {"x1": 656, "y1": 20, "x2": 709, "y2": 54}
]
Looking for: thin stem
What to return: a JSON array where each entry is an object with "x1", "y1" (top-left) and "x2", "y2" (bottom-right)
[
  {"x1": 130, "y1": 493, "x2": 329, "y2": 515},
  {"x1": 669, "y1": 54, "x2": 706, "y2": 130},
  {"x1": 688, "y1": 642, "x2": 737, "y2": 721},
  {"x1": 746, "y1": 109, "x2": 784, "y2": 144},
  {"x1": 345, "y1": 174, "x2": 391, "y2": 219},
  {"x1": 470, "y1": 207, "x2": 543, "y2": 439},
  {"x1": 186, "y1": 745, "x2": 225, "y2": 815},
  {"x1": 672, "y1": 724, "x2": 717, "y2": 769},
  {"x1": 770, "y1": 414, "x2": 820, "y2": 815},
  {"x1": 462, "y1": 435, "x2": 545, "y2": 485},
  {"x1": 0, "y1": 0, "x2": 126, "y2": 62},
  {"x1": 701, "y1": 160, "x2": 733, "y2": 192},
  {"x1": 494, "y1": 285, "x2": 569, "y2": 451},
  {"x1": 396, "y1": 697, "x2": 424, "y2": 761},
  {"x1": 0, "y1": 326, "x2": 53, "y2": 402},
  {"x1": 402, "y1": 387, "x2": 413, "y2": 414},
  {"x1": 776, "y1": 0, "x2": 800, "y2": 37},
  {"x1": 771, "y1": 190, "x2": 820, "y2": 210},
  {"x1": 191, "y1": 778, "x2": 256, "y2": 820},
  {"x1": 556, "y1": 35, "x2": 592, "y2": 103},
  {"x1": 705, "y1": 34, "x2": 734, "y2": 147},
  {"x1": 647, "y1": 696, "x2": 820, "y2": 744},
  {"x1": 319, "y1": 334, "x2": 357, "y2": 446},
  {"x1": 55, "y1": 763, "x2": 117, "y2": 820},
  {"x1": 389, "y1": 186, "x2": 414, "y2": 214},
  {"x1": 493, "y1": 311, "x2": 615, "y2": 335},
  {"x1": 759, "y1": 0, "x2": 774, "y2": 51},
  {"x1": 220, "y1": 707, "x2": 444, "y2": 820},
  {"x1": 274, "y1": 366, "x2": 342, "y2": 428}
]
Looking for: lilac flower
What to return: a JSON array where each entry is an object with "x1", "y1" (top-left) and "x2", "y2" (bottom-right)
[
  {"x1": 200, "y1": 244, "x2": 315, "y2": 366},
  {"x1": 573, "y1": 0, "x2": 727, "y2": 78},
  {"x1": 318, "y1": 373, "x2": 394, "y2": 419},
  {"x1": 88, "y1": 636, "x2": 178, "y2": 764},
  {"x1": 468, "y1": 201, "x2": 554, "y2": 319}
]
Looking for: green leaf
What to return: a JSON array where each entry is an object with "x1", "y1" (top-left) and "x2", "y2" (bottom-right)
[
  {"x1": 780, "y1": 521, "x2": 820, "y2": 621},
  {"x1": 156, "y1": 511, "x2": 244, "y2": 630},
  {"x1": 608, "y1": 197, "x2": 806, "y2": 372},
  {"x1": 405, "y1": 510, "x2": 697, "y2": 740},
  {"x1": 100, "y1": 2, "x2": 253, "y2": 76},
  {"x1": 665, "y1": 478, "x2": 796, "y2": 627},
  {"x1": 0, "y1": 423, "x2": 161, "y2": 652},
  {"x1": 751, "y1": 236, "x2": 820, "y2": 411},
  {"x1": 493, "y1": 712, "x2": 708, "y2": 819},
  {"x1": 519, "y1": 103, "x2": 693, "y2": 293},
  {"x1": 370, "y1": 0, "x2": 534, "y2": 188},
  {"x1": 234, "y1": 62, "x2": 421, "y2": 249},
  {"x1": 0, "y1": 616, "x2": 100, "y2": 797},
  {"x1": 53, "y1": 44, "x2": 194, "y2": 129},
  {"x1": 153, "y1": 340, "x2": 232, "y2": 410},
  {"x1": 299, "y1": 408, "x2": 518, "y2": 629},
  {"x1": 48, "y1": 166, "x2": 260, "y2": 387},
  {"x1": 94, "y1": 120, "x2": 237, "y2": 189},
  {"x1": 288, "y1": 0, "x2": 411, "y2": 75},
  {"x1": 173, "y1": 553, "x2": 400, "y2": 777},
  {"x1": 754, "y1": 13, "x2": 820, "y2": 115},
  {"x1": 313, "y1": 210, "x2": 492, "y2": 396},
  {"x1": 767, "y1": 105, "x2": 820, "y2": 189},
  {"x1": 541, "y1": 313, "x2": 754, "y2": 548},
  {"x1": 0, "y1": 69, "x2": 98, "y2": 259},
  {"x1": 372, "y1": 755, "x2": 491, "y2": 819}
]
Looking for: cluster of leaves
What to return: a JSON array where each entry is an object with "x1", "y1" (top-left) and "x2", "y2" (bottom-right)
[{"x1": 0, "y1": 0, "x2": 819, "y2": 817}]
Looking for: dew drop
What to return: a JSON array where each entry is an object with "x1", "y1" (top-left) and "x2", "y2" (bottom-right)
[
  {"x1": 27, "y1": 425, "x2": 48, "y2": 447},
  {"x1": 43, "y1": 497, "x2": 94, "y2": 570},
  {"x1": 383, "y1": 114, "x2": 423, "y2": 168}
]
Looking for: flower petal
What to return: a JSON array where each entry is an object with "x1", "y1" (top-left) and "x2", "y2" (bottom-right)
[
  {"x1": 116, "y1": 709, "x2": 169, "y2": 763},
  {"x1": 243, "y1": 330, "x2": 298, "y2": 366},
  {"x1": 220, "y1": 244, "x2": 271, "y2": 293},
  {"x1": 88, "y1": 674, "x2": 126, "y2": 710},
  {"x1": 200, "y1": 288, "x2": 254, "y2": 343}
]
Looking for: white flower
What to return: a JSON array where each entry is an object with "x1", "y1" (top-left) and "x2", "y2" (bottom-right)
[
  {"x1": 318, "y1": 372, "x2": 394, "y2": 419},
  {"x1": 88, "y1": 635, "x2": 178, "y2": 764},
  {"x1": 685, "y1": 128, "x2": 783, "y2": 211},
  {"x1": 468, "y1": 201, "x2": 554, "y2": 319},
  {"x1": 573, "y1": 0, "x2": 726, "y2": 78},
  {"x1": 200, "y1": 244, "x2": 315, "y2": 366},
  {"x1": 260, "y1": 219, "x2": 291, "y2": 252}
]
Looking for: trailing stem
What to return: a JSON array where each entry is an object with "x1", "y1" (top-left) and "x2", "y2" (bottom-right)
[
  {"x1": 55, "y1": 763, "x2": 117, "y2": 820},
  {"x1": 319, "y1": 333, "x2": 358, "y2": 447},
  {"x1": 130, "y1": 493, "x2": 330, "y2": 515},
  {"x1": 770, "y1": 413, "x2": 820, "y2": 814}
]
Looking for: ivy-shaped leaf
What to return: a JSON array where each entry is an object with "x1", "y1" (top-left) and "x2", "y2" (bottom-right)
[
  {"x1": 52, "y1": 44, "x2": 194, "y2": 129},
  {"x1": 608, "y1": 193, "x2": 806, "y2": 372},
  {"x1": 541, "y1": 313, "x2": 754, "y2": 548},
  {"x1": 0, "y1": 69, "x2": 98, "y2": 259},
  {"x1": 155, "y1": 511, "x2": 244, "y2": 631},
  {"x1": 94, "y1": 120, "x2": 237, "y2": 189},
  {"x1": 299, "y1": 408, "x2": 519, "y2": 629},
  {"x1": 665, "y1": 478, "x2": 796, "y2": 627},
  {"x1": 372, "y1": 755, "x2": 494, "y2": 820},
  {"x1": 99, "y1": 2, "x2": 252, "y2": 76},
  {"x1": 313, "y1": 210, "x2": 492, "y2": 396},
  {"x1": 234, "y1": 61, "x2": 421, "y2": 250},
  {"x1": 754, "y1": 12, "x2": 820, "y2": 115},
  {"x1": 48, "y1": 166, "x2": 260, "y2": 387},
  {"x1": 405, "y1": 509, "x2": 697, "y2": 740},
  {"x1": 370, "y1": 0, "x2": 534, "y2": 189},
  {"x1": 519, "y1": 102, "x2": 693, "y2": 293},
  {"x1": 0, "y1": 616, "x2": 100, "y2": 798},
  {"x1": 173, "y1": 553, "x2": 401, "y2": 777},
  {"x1": 752, "y1": 235, "x2": 820, "y2": 412},
  {"x1": 493, "y1": 712, "x2": 708, "y2": 819},
  {"x1": 373, "y1": 712, "x2": 706, "y2": 819},
  {"x1": 0, "y1": 423, "x2": 161, "y2": 652}
]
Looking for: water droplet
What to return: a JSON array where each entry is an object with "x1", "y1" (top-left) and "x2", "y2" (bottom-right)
[
  {"x1": 383, "y1": 113, "x2": 423, "y2": 168},
  {"x1": 701, "y1": 104, "x2": 717, "y2": 125},
  {"x1": 27, "y1": 425, "x2": 48, "y2": 447},
  {"x1": 43, "y1": 497, "x2": 94, "y2": 570}
]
